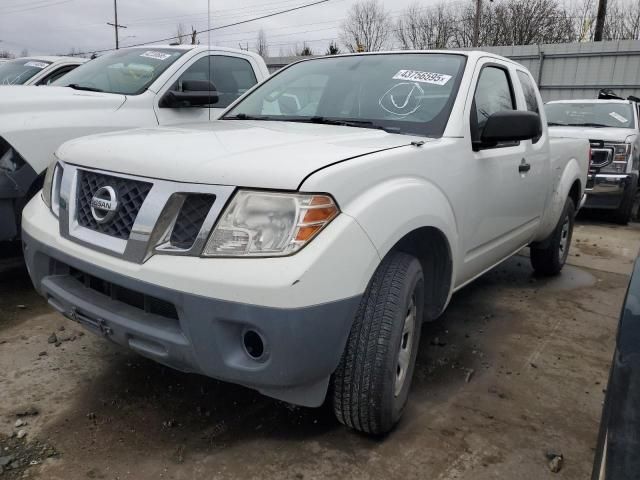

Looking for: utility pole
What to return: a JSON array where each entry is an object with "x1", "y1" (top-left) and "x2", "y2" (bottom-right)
[
  {"x1": 106, "y1": 0, "x2": 127, "y2": 49},
  {"x1": 472, "y1": 0, "x2": 493, "y2": 47},
  {"x1": 473, "y1": 0, "x2": 482, "y2": 47},
  {"x1": 594, "y1": 0, "x2": 607, "y2": 41}
]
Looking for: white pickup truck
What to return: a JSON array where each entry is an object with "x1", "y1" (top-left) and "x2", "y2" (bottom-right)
[
  {"x1": 0, "y1": 45, "x2": 269, "y2": 241},
  {"x1": 546, "y1": 99, "x2": 640, "y2": 223},
  {"x1": 0, "y1": 56, "x2": 86, "y2": 86},
  {"x1": 23, "y1": 51, "x2": 589, "y2": 435}
]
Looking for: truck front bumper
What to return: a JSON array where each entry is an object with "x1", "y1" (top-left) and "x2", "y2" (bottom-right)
[
  {"x1": 584, "y1": 173, "x2": 636, "y2": 209},
  {"x1": 0, "y1": 163, "x2": 39, "y2": 241},
  {"x1": 22, "y1": 196, "x2": 380, "y2": 407}
]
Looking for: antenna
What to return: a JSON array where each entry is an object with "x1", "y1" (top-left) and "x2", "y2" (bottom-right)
[{"x1": 208, "y1": 0, "x2": 212, "y2": 121}]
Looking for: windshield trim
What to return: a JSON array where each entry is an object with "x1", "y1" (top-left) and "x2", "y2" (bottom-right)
[{"x1": 222, "y1": 52, "x2": 468, "y2": 138}]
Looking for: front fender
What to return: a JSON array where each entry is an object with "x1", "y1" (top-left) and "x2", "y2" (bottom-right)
[{"x1": 341, "y1": 176, "x2": 459, "y2": 282}]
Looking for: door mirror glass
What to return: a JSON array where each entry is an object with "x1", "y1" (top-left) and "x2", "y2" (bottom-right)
[
  {"x1": 480, "y1": 110, "x2": 542, "y2": 146},
  {"x1": 160, "y1": 79, "x2": 219, "y2": 108}
]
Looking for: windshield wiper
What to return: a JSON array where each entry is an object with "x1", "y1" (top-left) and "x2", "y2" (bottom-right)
[
  {"x1": 224, "y1": 113, "x2": 273, "y2": 120},
  {"x1": 568, "y1": 122, "x2": 610, "y2": 128},
  {"x1": 66, "y1": 83, "x2": 104, "y2": 93},
  {"x1": 547, "y1": 122, "x2": 568, "y2": 126},
  {"x1": 306, "y1": 116, "x2": 401, "y2": 134}
]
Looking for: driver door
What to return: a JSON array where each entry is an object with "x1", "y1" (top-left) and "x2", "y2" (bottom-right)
[
  {"x1": 155, "y1": 54, "x2": 258, "y2": 126},
  {"x1": 459, "y1": 61, "x2": 532, "y2": 283}
]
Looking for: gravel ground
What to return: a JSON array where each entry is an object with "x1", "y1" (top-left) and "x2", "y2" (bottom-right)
[{"x1": 0, "y1": 220, "x2": 638, "y2": 480}]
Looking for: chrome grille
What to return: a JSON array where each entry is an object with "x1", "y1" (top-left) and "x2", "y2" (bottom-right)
[
  {"x1": 59, "y1": 163, "x2": 235, "y2": 264},
  {"x1": 76, "y1": 170, "x2": 152, "y2": 240},
  {"x1": 169, "y1": 194, "x2": 216, "y2": 249}
]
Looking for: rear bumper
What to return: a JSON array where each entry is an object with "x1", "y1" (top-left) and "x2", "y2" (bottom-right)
[
  {"x1": 23, "y1": 230, "x2": 361, "y2": 407},
  {"x1": 584, "y1": 173, "x2": 635, "y2": 210}
]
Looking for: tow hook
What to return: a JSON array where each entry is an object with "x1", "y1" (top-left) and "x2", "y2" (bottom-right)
[{"x1": 68, "y1": 307, "x2": 113, "y2": 336}]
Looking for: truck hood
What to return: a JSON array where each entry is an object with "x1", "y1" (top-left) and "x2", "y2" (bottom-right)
[
  {"x1": 0, "y1": 85, "x2": 125, "y2": 115},
  {"x1": 58, "y1": 120, "x2": 416, "y2": 190},
  {"x1": 549, "y1": 125, "x2": 636, "y2": 143}
]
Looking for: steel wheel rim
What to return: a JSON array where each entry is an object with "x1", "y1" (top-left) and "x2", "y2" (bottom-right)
[
  {"x1": 559, "y1": 215, "x2": 570, "y2": 264},
  {"x1": 395, "y1": 295, "x2": 416, "y2": 397}
]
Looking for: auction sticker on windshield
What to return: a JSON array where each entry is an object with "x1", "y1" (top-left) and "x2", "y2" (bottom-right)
[
  {"x1": 393, "y1": 70, "x2": 452, "y2": 86},
  {"x1": 140, "y1": 51, "x2": 172, "y2": 61},
  {"x1": 24, "y1": 61, "x2": 48, "y2": 69},
  {"x1": 609, "y1": 112, "x2": 628, "y2": 123}
]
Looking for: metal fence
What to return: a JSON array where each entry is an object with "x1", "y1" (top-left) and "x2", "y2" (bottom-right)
[{"x1": 266, "y1": 40, "x2": 640, "y2": 102}]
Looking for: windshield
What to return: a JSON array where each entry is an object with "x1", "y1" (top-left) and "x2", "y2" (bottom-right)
[
  {"x1": 0, "y1": 59, "x2": 52, "y2": 85},
  {"x1": 224, "y1": 53, "x2": 467, "y2": 137},
  {"x1": 53, "y1": 48, "x2": 187, "y2": 95},
  {"x1": 546, "y1": 102, "x2": 636, "y2": 128}
]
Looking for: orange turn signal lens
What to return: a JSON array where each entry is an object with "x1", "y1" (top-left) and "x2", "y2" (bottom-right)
[{"x1": 294, "y1": 195, "x2": 339, "y2": 243}]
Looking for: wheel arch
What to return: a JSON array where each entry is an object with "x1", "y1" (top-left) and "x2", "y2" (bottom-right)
[{"x1": 390, "y1": 226, "x2": 453, "y2": 321}]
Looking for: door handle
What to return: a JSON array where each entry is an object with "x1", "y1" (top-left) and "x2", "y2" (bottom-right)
[{"x1": 519, "y1": 160, "x2": 531, "y2": 173}]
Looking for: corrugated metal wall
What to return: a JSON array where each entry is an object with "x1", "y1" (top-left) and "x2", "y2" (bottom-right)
[
  {"x1": 473, "y1": 40, "x2": 640, "y2": 101},
  {"x1": 266, "y1": 40, "x2": 640, "y2": 102}
]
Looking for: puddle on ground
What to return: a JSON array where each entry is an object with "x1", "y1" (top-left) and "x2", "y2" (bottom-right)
[{"x1": 540, "y1": 264, "x2": 597, "y2": 291}]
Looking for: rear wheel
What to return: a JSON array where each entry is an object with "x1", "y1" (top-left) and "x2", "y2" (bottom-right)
[
  {"x1": 531, "y1": 197, "x2": 575, "y2": 276},
  {"x1": 332, "y1": 251, "x2": 424, "y2": 435}
]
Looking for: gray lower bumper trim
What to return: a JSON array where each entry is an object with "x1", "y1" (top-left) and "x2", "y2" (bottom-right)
[{"x1": 23, "y1": 231, "x2": 362, "y2": 407}]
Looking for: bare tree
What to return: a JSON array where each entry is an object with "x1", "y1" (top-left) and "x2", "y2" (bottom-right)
[
  {"x1": 0, "y1": 50, "x2": 14, "y2": 59},
  {"x1": 396, "y1": 2, "x2": 456, "y2": 49},
  {"x1": 296, "y1": 42, "x2": 314, "y2": 56},
  {"x1": 326, "y1": 41, "x2": 340, "y2": 55},
  {"x1": 175, "y1": 23, "x2": 188, "y2": 45},
  {"x1": 20, "y1": 48, "x2": 29, "y2": 57},
  {"x1": 255, "y1": 28, "x2": 269, "y2": 58},
  {"x1": 191, "y1": 25, "x2": 199, "y2": 45},
  {"x1": 339, "y1": 0, "x2": 392, "y2": 52}
]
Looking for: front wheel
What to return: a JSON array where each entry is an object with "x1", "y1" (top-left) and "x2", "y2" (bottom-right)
[
  {"x1": 614, "y1": 180, "x2": 638, "y2": 225},
  {"x1": 332, "y1": 251, "x2": 424, "y2": 435},
  {"x1": 530, "y1": 197, "x2": 575, "y2": 276}
]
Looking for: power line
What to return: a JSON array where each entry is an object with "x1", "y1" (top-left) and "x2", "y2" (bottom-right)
[
  {"x1": 0, "y1": 0, "x2": 73, "y2": 15},
  {"x1": 73, "y1": 0, "x2": 333, "y2": 56}
]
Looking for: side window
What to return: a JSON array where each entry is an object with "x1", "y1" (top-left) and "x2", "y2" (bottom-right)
[
  {"x1": 172, "y1": 55, "x2": 257, "y2": 108},
  {"x1": 517, "y1": 71, "x2": 541, "y2": 115},
  {"x1": 471, "y1": 66, "x2": 515, "y2": 145},
  {"x1": 37, "y1": 65, "x2": 78, "y2": 86},
  {"x1": 517, "y1": 71, "x2": 542, "y2": 144}
]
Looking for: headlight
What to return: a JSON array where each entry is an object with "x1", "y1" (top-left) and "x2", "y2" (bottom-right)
[
  {"x1": 202, "y1": 190, "x2": 339, "y2": 257},
  {"x1": 0, "y1": 138, "x2": 26, "y2": 173},
  {"x1": 601, "y1": 143, "x2": 630, "y2": 174},
  {"x1": 41, "y1": 160, "x2": 63, "y2": 217}
]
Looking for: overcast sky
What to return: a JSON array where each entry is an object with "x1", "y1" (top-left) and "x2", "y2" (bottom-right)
[{"x1": 0, "y1": 0, "x2": 444, "y2": 57}]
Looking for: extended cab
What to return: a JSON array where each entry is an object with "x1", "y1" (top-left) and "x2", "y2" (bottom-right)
[
  {"x1": 0, "y1": 45, "x2": 269, "y2": 241},
  {"x1": 546, "y1": 99, "x2": 640, "y2": 223},
  {"x1": 23, "y1": 51, "x2": 589, "y2": 435},
  {"x1": 0, "y1": 56, "x2": 86, "y2": 86}
]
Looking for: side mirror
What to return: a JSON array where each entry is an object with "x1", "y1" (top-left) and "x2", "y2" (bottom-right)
[
  {"x1": 478, "y1": 110, "x2": 542, "y2": 149},
  {"x1": 160, "y1": 80, "x2": 219, "y2": 108}
]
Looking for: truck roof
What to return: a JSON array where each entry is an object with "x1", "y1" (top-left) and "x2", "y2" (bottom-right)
[
  {"x1": 547, "y1": 99, "x2": 633, "y2": 104},
  {"x1": 13, "y1": 55, "x2": 87, "y2": 64},
  {"x1": 286, "y1": 49, "x2": 519, "y2": 67},
  {"x1": 118, "y1": 44, "x2": 264, "y2": 61}
]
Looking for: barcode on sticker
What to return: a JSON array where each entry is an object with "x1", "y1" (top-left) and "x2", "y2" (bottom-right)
[
  {"x1": 393, "y1": 70, "x2": 452, "y2": 86},
  {"x1": 24, "y1": 61, "x2": 48, "y2": 69},
  {"x1": 140, "y1": 51, "x2": 172, "y2": 61}
]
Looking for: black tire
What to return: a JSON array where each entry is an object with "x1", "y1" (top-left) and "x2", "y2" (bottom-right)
[
  {"x1": 332, "y1": 251, "x2": 424, "y2": 435},
  {"x1": 613, "y1": 183, "x2": 636, "y2": 225},
  {"x1": 530, "y1": 197, "x2": 575, "y2": 276}
]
